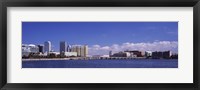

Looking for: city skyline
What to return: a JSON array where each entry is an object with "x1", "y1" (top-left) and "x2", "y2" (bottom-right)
[
  {"x1": 22, "y1": 22, "x2": 178, "y2": 55},
  {"x1": 22, "y1": 40, "x2": 178, "y2": 55}
]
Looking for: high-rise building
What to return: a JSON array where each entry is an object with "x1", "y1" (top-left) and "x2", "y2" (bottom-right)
[
  {"x1": 163, "y1": 51, "x2": 172, "y2": 59},
  {"x1": 84, "y1": 45, "x2": 88, "y2": 57},
  {"x1": 71, "y1": 45, "x2": 80, "y2": 56},
  {"x1": 37, "y1": 45, "x2": 44, "y2": 53},
  {"x1": 66, "y1": 45, "x2": 71, "y2": 52},
  {"x1": 44, "y1": 41, "x2": 51, "y2": 53},
  {"x1": 80, "y1": 46, "x2": 85, "y2": 57},
  {"x1": 71, "y1": 45, "x2": 75, "y2": 52},
  {"x1": 77, "y1": 46, "x2": 81, "y2": 57},
  {"x1": 109, "y1": 51, "x2": 112, "y2": 57},
  {"x1": 60, "y1": 41, "x2": 66, "y2": 55},
  {"x1": 71, "y1": 45, "x2": 88, "y2": 57}
]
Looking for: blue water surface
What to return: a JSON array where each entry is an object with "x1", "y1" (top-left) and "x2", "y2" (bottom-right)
[{"x1": 22, "y1": 59, "x2": 178, "y2": 68}]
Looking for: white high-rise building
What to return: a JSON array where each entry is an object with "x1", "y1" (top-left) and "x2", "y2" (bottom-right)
[{"x1": 44, "y1": 41, "x2": 51, "y2": 53}]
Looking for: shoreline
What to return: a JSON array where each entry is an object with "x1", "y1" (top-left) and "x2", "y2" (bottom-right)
[
  {"x1": 22, "y1": 58, "x2": 71, "y2": 61},
  {"x1": 22, "y1": 58, "x2": 178, "y2": 61}
]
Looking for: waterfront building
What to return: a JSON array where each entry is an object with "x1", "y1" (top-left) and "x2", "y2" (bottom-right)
[
  {"x1": 91, "y1": 55, "x2": 101, "y2": 59},
  {"x1": 65, "y1": 52, "x2": 77, "y2": 57},
  {"x1": 71, "y1": 45, "x2": 88, "y2": 57},
  {"x1": 83, "y1": 45, "x2": 88, "y2": 57},
  {"x1": 80, "y1": 46, "x2": 85, "y2": 57},
  {"x1": 37, "y1": 45, "x2": 44, "y2": 53},
  {"x1": 124, "y1": 50, "x2": 143, "y2": 57},
  {"x1": 152, "y1": 51, "x2": 171, "y2": 59},
  {"x1": 112, "y1": 52, "x2": 131, "y2": 57},
  {"x1": 22, "y1": 44, "x2": 39, "y2": 57},
  {"x1": 163, "y1": 51, "x2": 172, "y2": 59},
  {"x1": 171, "y1": 54, "x2": 178, "y2": 59},
  {"x1": 152, "y1": 51, "x2": 163, "y2": 59},
  {"x1": 44, "y1": 41, "x2": 51, "y2": 53},
  {"x1": 66, "y1": 44, "x2": 71, "y2": 52},
  {"x1": 71, "y1": 45, "x2": 75, "y2": 52},
  {"x1": 77, "y1": 46, "x2": 81, "y2": 57},
  {"x1": 22, "y1": 44, "x2": 31, "y2": 57},
  {"x1": 109, "y1": 51, "x2": 112, "y2": 57},
  {"x1": 71, "y1": 45, "x2": 81, "y2": 57},
  {"x1": 60, "y1": 41, "x2": 66, "y2": 56},
  {"x1": 29, "y1": 44, "x2": 39, "y2": 53},
  {"x1": 141, "y1": 51, "x2": 145, "y2": 56},
  {"x1": 100, "y1": 55, "x2": 110, "y2": 58},
  {"x1": 145, "y1": 51, "x2": 152, "y2": 58}
]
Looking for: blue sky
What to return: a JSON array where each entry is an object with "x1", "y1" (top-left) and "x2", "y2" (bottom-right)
[{"x1": 22, "y1": 22, "x2": 178, "y2": 54}]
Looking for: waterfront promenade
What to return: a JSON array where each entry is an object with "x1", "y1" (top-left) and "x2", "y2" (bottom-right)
[{"x1": 22, "y1": 57, "x2": 147, "y2": 61}]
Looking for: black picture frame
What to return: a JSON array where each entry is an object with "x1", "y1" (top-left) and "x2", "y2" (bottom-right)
[{"x1": 0, "y1": 0, "x2": 199, "y2": 90}]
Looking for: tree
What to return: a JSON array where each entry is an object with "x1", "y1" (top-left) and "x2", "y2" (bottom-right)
[{"x1": 48, "y1": 53, "x2": 56, "y2": 58}]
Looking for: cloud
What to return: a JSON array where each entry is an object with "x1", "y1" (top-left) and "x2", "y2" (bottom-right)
[{"x1": 88, "y1": 41, "x2": 178, "y2": 55}]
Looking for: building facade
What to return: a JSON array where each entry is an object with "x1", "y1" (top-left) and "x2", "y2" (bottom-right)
[
  {"x1": 163, "y1": 51, "x2": 172, "y2": 59},
  {"x1": 65, "y1": 52, "x2": 77, "y2": 57},
  {"x1": 112, "y1": 52, "x2": 131, "y2": 57},
  {"x1": 83, "y1": 45, "x2": 88, "y2": 57},
  {"x1": 60, "y1": 41, "x2": 66, "y2": 56},
  {"x1": 145, "y1": 51, "x2": 152, "y2": 58},
  {"x1": 37, "y1": 45, "x2": 44, "y2": 53},
  {"x1": 66, "y1": 45, "x2": 71, "y2": 52},
  {"x1": 124, "y1": 50, "x2": 143, "y2": 57},
  {"x1": 71, "y1": 45, "x2": 88, "y2": 57},
  {"x1": 152, "y1": 51, "x2": 172, "y2": 59},
  {"x1": 22, "y1": 44, "x2": 39, "y2": 57},
  {"x1": 109, "y1": 51, "x2": 113, "y2": 57},
  {"x1": 44, "y1": 41, "x2": 51, "y2": 53}
]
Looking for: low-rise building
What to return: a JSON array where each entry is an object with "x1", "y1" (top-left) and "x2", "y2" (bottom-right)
[
  {"x1": 112, "y1": 52, "x2": 131, "y2": 57},
  {"x1": 124, "y1": 50, "x2": 143, "y2": 57},
  {"x1": 145, "y1": 51, "x2": 152, "y2": 58},
  {"x1": 152, "y1": 51, "x2": 172, "y2": 59},
  {"x1": 65, "y1": 52, "x2": 77, "y2": 57},
  {"x1": 163, "y1": 51, "x2": 172, "y2": 59},
  {"x1": 22, "y1": 44, "x2": 39, "y2": 57}
]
